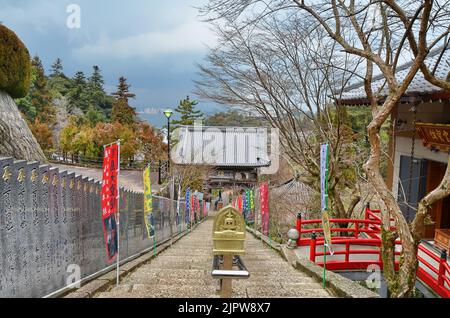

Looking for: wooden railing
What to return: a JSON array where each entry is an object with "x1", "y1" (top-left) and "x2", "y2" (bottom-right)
[{"x1": 295, "y1": 206, "x2": 450, "y2": 298}]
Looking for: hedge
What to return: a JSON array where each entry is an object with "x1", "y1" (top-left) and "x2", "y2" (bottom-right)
[{"x1": 0, "y1": 24, "x2": 31, "y2": 98}]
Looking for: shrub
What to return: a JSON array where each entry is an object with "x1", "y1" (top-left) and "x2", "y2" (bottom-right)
[{"x1": 0, "y1": 24, "x2": 31, "y2": 98}]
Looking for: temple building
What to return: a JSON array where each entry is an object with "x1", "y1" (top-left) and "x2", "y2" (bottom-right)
[
  {"x1": 337, "y1": 47, "x2": 450, "y2": 252},
  {"x1": 171, "y1": 125, "x2": 271, "y2": 193}
]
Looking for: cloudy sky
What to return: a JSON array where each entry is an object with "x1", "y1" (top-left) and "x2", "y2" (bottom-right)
[{"x1": 0, "y1": 0, "x2": 223, "y2": 127}]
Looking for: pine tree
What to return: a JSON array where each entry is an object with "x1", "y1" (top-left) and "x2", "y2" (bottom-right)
[
  {"x1": 111, "y1": 76, "x2": 137, "y2": 127},
  {"x1": 47, "y1": 58, "x2": 71, "y2": 96},
  {"x1": 50, "y1": 58, "x2": 64, "y2": 77},
  {"x1": 111, "y1": 98, "x2": 136, "y2": 126},
  {"x1": 112, "y1": 76, "x2": 135, "y2": 101},
  {"x1": 67, "y1": 71, "x2": 90, "y2": 113},
  {"x1": 171, "y1": 96, "x2": 203, "y2": 128},
  {"x1": 88, "y1": 65, "x2": 106, "y2": 109},
  {"x1": 84, "y1": 105, "x2": 106, "y2": 126},
  {"x1": 29, "y1": 55, "x2": 56, "y2": 125},
  {"x1": 73, "y1": 71, "x2": 86, "y2": 86},
  {"x1": 89, "y1": 66, "x2": 104, "y2": 91}
]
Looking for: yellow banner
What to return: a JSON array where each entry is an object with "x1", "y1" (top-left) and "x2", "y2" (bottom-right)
[{"x1": 143, "y1": 166, "x2": 154, "y2": 238}]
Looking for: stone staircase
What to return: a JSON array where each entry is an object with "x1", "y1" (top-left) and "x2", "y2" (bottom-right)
[{"x1": 95, "y1": 216, "x2": 331, "y2": 298}]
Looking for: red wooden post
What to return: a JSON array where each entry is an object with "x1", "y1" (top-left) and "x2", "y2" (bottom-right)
[
  {"x1": 438, "y1": 249, "x2": 447, "y2": 287},
  {"x1": 310, "y1": 232, "x2": 317, "y2": 262},
  {"x1": 365, "y1": 202, "x2": 370, "y2": 230},
  {"x1": 345, "y1": 242, "x2": 350, "y2": 263},
  {"x1": 296, "y1": 213, "x2": 302, "y2": 245},
  {"x1": 355, "y1": 221, "x2": 359, "y2": 238}
]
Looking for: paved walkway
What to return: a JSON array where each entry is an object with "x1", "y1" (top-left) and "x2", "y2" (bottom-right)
[
  {"x1": 50, "y1": 164, "x2": 159, "y2": 193},
  {"x1": 96, "y1": 216, "x2": 331, "y2": 298}
]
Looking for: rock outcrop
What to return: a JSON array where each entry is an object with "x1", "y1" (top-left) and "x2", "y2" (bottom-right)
[{"x1": 0, "y1": 90, "x2": 47, "y2": 161}]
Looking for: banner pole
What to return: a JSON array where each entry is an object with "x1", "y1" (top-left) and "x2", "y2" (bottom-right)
[
  {"x1": 323, "y1": 244, "x2": 327, "y2": 288},
  {"x1": 153, "y1": 233, "x2": 157, "y2": 258},
  {"x1": 116, "y1": 139, "x2": 121, "y2": 287},
  {"x1": 149, "y1": 163, "x2": 157, "y2": 258}
]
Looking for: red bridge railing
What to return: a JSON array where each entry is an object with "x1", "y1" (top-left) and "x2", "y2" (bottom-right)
[{"x1": 295, "y1": 206, "x2": 450, "y2": 298}]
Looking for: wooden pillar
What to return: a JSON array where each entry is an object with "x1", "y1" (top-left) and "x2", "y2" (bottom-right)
[{"x1": 221, "y1": 255, "x2": 233, "y2": 298}]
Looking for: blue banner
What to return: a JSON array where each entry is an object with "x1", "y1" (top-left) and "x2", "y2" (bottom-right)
[{"x1": 185, "y1": 187, "x2": 190, "y2": 224}]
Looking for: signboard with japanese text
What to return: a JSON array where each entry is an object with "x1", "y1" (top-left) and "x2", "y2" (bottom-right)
[
  {"x1": 101, "y1": 143, "x2": 119, "y2": 262},
  {"x1": 416, "y1": 123, "x2": 450, "y2": 152}
]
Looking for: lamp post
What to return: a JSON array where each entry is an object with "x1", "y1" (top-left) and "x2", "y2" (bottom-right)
[{"x1": 164, "y1": 109, "x2": 173, "y2": 172}]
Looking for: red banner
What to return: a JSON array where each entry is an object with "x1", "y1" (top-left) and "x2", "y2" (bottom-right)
[
  {"x1": 260, "y1": 182, "x2": 269, "y2": 235},
  {"x1": 101, "y1": 143, "x2": 119, "y2": 262},
  {"x1": 191, "y1": 194, "x2": 195, "y2": 222},
  {"x1": 238, "y1": 196, "x2": 243, "y2": 213}
]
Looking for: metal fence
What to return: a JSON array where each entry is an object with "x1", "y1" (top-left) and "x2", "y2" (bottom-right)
[{"x1": 0, "y1": 157, "x2": 196, "y2": 298}]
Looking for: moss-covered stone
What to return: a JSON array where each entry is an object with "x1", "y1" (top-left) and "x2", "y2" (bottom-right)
[{"x1": 0, "y1": 24, "x2": 31, "y2": 98}]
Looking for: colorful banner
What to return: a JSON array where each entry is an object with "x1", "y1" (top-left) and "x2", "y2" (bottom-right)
[
  {"x1": 191, "y1": 193, "x2": 196, "y2": 222},
  {"x1": 101, "y1": 143, "x2": 119, "y2": 262},
  {"x1": 143, "y1": 165, "x2": 154, "y2": 238},
  {"x1": 260, "y1": 182, "x2": 269, "y2": 235},
  {"x1": 320, "y1": 143, "x2": 333, "y2": 253},
  {"x1": 176, "y1": 184, "x2": 181, "y2": 226},
  {"x1": 242, "y1": 192, "x2": 247, "y2": 218},
  {"x1": 245, "y1": 189, "x2": 254, "y2": 224},
  {"x1": 185, "y1": 187, "x2": 190, "y2": 224}
]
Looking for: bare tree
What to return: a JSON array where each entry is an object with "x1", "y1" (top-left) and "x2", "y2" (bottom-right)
[
  {"x1": 199, "y1": 0, "x2": 450, "y2": 297},
  {"x1": 195, "y1": 16, "x2": 366, "y2": 223},
  {"x1": 173, "y1": 164, "x2": 211, "y2": 195}
]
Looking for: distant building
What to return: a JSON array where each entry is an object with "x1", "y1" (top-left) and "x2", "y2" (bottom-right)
[{"x1": 172, "y1": 125, "x2": 271, "y2": 191}]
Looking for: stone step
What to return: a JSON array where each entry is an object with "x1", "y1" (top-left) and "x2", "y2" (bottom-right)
[
  {"x1": 94, "y1": 217, "x2": 331, "y2": 298},
  {"x1": 245, "y1": 286, "x2": 330, "y2": 298}
]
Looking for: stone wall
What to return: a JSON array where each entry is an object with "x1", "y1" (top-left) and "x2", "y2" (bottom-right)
[{"x1": 0, "y1": 157, "x2": 188, "y2": 297}]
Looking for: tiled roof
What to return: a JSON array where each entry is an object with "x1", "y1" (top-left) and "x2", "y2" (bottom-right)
[
  {"x1": 337, "y1": 47, "x2": 450, "y2": 105},
  {"x1": 172, "y1": 125, "x2": 271, "y2": 167}
]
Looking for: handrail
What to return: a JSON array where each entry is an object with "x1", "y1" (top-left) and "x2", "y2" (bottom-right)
[{"x1": 296, "y1": 207, "x2": 449, "y2": 298}]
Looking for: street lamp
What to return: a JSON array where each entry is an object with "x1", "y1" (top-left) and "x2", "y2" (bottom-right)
[{"x1": 164, "y1": 109, "x2": 173, "y2": 171}]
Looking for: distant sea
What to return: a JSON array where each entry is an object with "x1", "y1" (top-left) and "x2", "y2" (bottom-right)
[{"x1": 135, "y1": 103, "x2": 225, "y2": 129}]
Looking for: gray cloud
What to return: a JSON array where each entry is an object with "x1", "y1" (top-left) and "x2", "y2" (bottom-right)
[{"x1": 0, "y1": 0, "x2": 223, "y2": 127}]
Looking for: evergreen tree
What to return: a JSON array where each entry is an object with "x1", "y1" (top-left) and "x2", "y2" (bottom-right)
[
  {"x1": 112, "y1": 76, "x2": 135, "y2": 101},
  {"x1": 73, "y1": 71, "x2": 86, "y2": 86},
  {"x1": 83, "y1": 105, "x2": 106, "y2": 126},
  {"x1": 111, "y1": 76, "x2": 137, "y2": 126},
  {"x1": 47, "y1": 58, "x2": 72, "y2": 96},
  {"x1": 50, "y1": 58, "x2": 64, "y2": 77},
  {"x1": 67, "y1": 71, "x2": 90, "y2": 113},
  {"x1": 88, "y1": 65, "x2": 106, "y2": 109},
  {"x1": 29, "y1": 55, "x2": 56, "y2": 125},
  {"x1": 111, "y1": 98, "x2": 136, "y2": 126},
  {"x1": 89, "y1": 66, "x2": 104, "y2": 91},
  {"x1": 171, "y1": 96, "x2": 203, "y2": 128}
]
